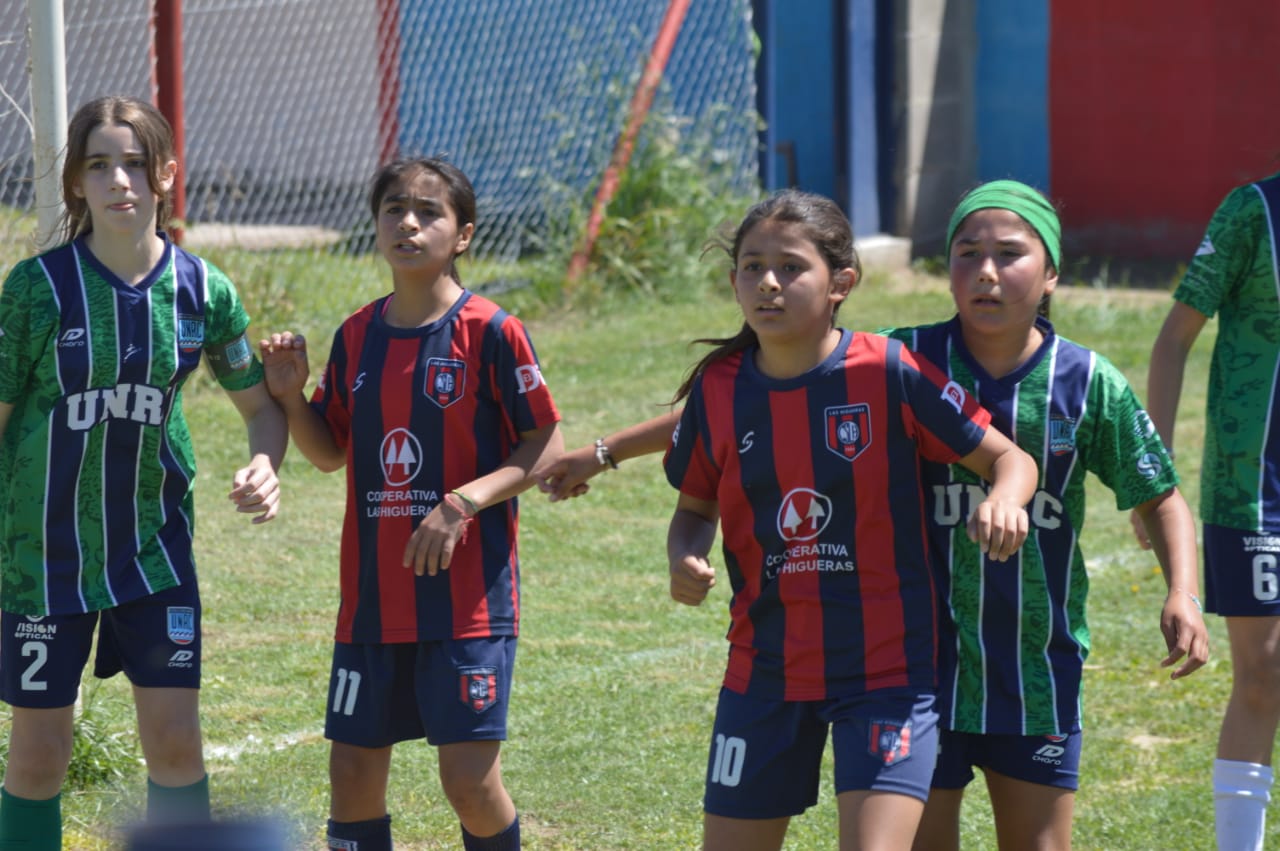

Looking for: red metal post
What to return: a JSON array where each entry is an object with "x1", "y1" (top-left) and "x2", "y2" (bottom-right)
[
  {"x1": 566, "y1": 0, "x2": 691, "y2": 281},
  {"x1": 376, "y1": 0, "x2": 402, "y2": 165},
  {"x1": 153, "y1": 0, "x2": 186, "y2": 243}
]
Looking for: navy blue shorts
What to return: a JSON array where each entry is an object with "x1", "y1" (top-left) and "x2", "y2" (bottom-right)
[
  {"x1": 702, "y1": 687, "x2": 938, "y2": 819},
  {"x1": 1203, "y1": 524, "x2": 1280, "y2": 616},
  {"x1": 930, "y1": 728, "x2": 1082, "y2": 791},
  {"x1": 324, "y1": 636, "x2": 516, "y2": 748},
  {"x1": 0, "y1": 582, "x2": 202, "y2": 708}
]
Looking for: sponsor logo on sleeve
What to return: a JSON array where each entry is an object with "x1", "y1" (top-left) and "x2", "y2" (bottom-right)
[
  {"x1": 941, "y1": 380, "x2": 966, "y2": 415},
  {"x1": 515, "y1": 364, "x2": 545, "y2": 394}
]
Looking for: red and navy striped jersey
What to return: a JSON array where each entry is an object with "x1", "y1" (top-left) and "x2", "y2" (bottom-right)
[
  {"x1": 664, "y1": 330, "x2": 992, "y2": 701},
  {"x1": 311, "y1": 291, "x2": 559, "y2": 643}
]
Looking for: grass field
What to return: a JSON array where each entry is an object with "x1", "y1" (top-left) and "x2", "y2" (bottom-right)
[{"x1": 0, "y1": 250, "x2": 1253, "y2": 849}]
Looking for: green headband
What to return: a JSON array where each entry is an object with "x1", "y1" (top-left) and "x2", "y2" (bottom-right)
[{"x1": 945, "y1": 179, "x2": 1061, "y2": 270}]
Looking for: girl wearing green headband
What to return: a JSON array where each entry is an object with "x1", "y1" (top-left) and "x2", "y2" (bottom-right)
[{"x1": 895, "y1": 181, "x2": 1207, "y2": 851}]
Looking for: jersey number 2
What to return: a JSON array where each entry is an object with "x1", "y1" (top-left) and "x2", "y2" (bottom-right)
[{"x1": 20, "y1": 642, "x2": 48, "y2": 691}]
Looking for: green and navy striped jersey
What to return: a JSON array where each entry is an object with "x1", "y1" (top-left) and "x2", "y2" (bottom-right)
[
  {"x1": 1174, "y1": 172, "x2": 1280, "y2": 532},
  {"x1": 889, "y1": 317, "x2": 1177, "y2": 735},
  {"x1": 0, "y1": 236, "x2": 262, "y2": 616}
]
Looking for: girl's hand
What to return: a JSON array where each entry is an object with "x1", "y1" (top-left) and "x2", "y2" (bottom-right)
[
  {"x1": 258, "y1": 332, "x2": 311, "y2": 399},
  {"x1": 967, "y1": 497, "x2": 1029, "y2": 562},
  {"x1": 1160, "y1": 590, "x2": 1210, "y2": 679},
  {"x1": 403, "y1": 499, "x2": 471, "y2": 576},
  {"x1": 228, "y1": 455, "x2": 281, "y2": 524},
  {"x1": 535, "y1": 444, "x2": 603, "y2": 501},
  {"x1": 670, "y1": 553, "x2": 716, "y2": 606}
]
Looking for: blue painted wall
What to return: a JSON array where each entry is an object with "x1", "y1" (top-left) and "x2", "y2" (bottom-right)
[
  {"x1": 974, "y1": 0, "x2": 1049, "y2": 188},
  {"x1": 755, "y1": 0, "x2": 891, "y2": 235},
  {"x1": 755, "y1": 0, "x2": 838, "y2": 198}
]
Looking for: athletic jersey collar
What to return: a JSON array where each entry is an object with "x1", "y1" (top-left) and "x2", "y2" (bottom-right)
[
  {"x1": 739, "y1": 327, "x2": 853, "y2": 390},
  {"x1": 74, "y1": 231, "x2": 174, "y2": 296},
  {"x1": 372, "y1": 288, "x2": 472, "y2": 336},
  {"x1": 947, "y1": 313, "x2": 1056, "y2": 387}
]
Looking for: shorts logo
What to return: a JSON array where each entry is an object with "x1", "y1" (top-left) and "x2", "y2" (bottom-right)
[
  {"x1": 459, "y1": 667, "x2": 498, "y2": 713},
  {"x1": 425, "y1": 357, "x2": 466, "y2": 408},
  {"x1": 167, "y1": 607, "x2": 195, "y2": 645},
  {"x1": 177, "y1": 316, "x2": 204, "y2": 353},
  {"x1": 515, "y1": 364, "x2": 545, "y2": 394},
  {"x1": 1033, "y1": 740, "x2": 1066, "y2": 765},
  {"x1": 777, "y1": 488, "x2": 833, "y2": 542},
  {"x1": 168, "y1": 649, "x2": 195, "y2": 668},
  {"x1": 1050, "y1": 416, "x2": 1077, "y2": 455},
  {"x1": 380, "y1": 428, "x2": 423, "y2": 486},
  {"x1": 825, "y1": 404, "x2": 871, "y2": 461},
  {"x1": 868, "y1": 720, "x2": 912, "y2": 766}
]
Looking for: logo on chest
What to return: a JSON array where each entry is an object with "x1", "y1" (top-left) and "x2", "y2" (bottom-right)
[
  {"x1": 177, "y1": 315, "x2": 204, "y2": 354},
  {"x1": 825, "y1": 403, "x2": 871, "y2": 461},
  {"x1": 778, "y1": 488, "x2": 833, "y2": 541},
  {"x1": 424, "y1": 357, "x2": 466, "y2": 409},
  {"x1": 380, "y1": 428, "x2": 423, "y2": 486}
]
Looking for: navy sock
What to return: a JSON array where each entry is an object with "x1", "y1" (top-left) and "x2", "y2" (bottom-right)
[
  {"x1": 461, "y1": 815, "x2": 520, "y2": 851},
  {"x1": 327, "y1": 815, "x2": 392, "y2": 851}
]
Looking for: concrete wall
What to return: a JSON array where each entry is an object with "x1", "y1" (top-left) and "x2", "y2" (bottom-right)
[{"x1": 892, "y1": 0, "x2": 976, "y2": 257}]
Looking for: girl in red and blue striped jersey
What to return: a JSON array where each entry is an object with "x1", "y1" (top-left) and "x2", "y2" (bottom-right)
[
  {"x1": 259, "y1": 157, "x2": 561, "y2": 851},
  {"x1": 662, "y1": 190, "x2": 1037, "y2": 851}
]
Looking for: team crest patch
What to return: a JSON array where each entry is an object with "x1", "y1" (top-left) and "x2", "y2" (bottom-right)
[
  {"x1": 167, "y1": 606, "x2": 196, "y2": 645},
  {"x1": 825, "y1": 404, "x2": 871, "y2": 461},
  {"x1": 177, "y1": 316, "x2": 204, "y2": 353},
  {"x1": 868, "y1": 720, "x2": 912, "y2": 766},
  {"x1": 1049, "y1": 416, "x2": 1077, "y2": 455},
  {"x1": 459, "y1": 666, "x2": 498, "y2": 712},
  {"x1": 425, "y1": 357, "x2": 466, "y2": 408}
]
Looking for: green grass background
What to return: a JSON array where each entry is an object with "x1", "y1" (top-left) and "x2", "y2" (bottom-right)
[{"x1": 0, "y1": 230, "x2": 1239, "y2": 849}]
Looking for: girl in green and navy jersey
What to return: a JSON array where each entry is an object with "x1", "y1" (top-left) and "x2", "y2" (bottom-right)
[
  {"x1": 902, "y1": 181, "x2": 1208, "y2": 851},
  {"x1": 0, "y1": 96, "x2": 287, "y2": 849},
  {"x1": 1145, "y1": 171, "x2": 1280, "y2": 851}
]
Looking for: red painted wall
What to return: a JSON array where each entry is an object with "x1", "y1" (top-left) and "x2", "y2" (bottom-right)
[{"x1": 1050, "y1": 1, "x2": 1280, "y2": 258}]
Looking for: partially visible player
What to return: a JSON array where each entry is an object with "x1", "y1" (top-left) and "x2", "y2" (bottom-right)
[
  {"x1": 1143, "y1": 170, "x2": 1280, "y2": 851},
  {"x1": 904, "y1": 180, "x2": 1207, "y2": 851},
  {"x1": 0, "y1": 96, "x2": 286, "y2": 850},
  {"x1": 663, "y1": 189, "x2": 1037, "y2": 851},
  {"x1": 260, "y1": 156, "x2": 561, "y2": 851}
]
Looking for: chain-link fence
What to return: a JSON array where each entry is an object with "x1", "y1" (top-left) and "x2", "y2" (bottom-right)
[{"x1": 1, "y1": 0, "x2": 758, "y2": 276}]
